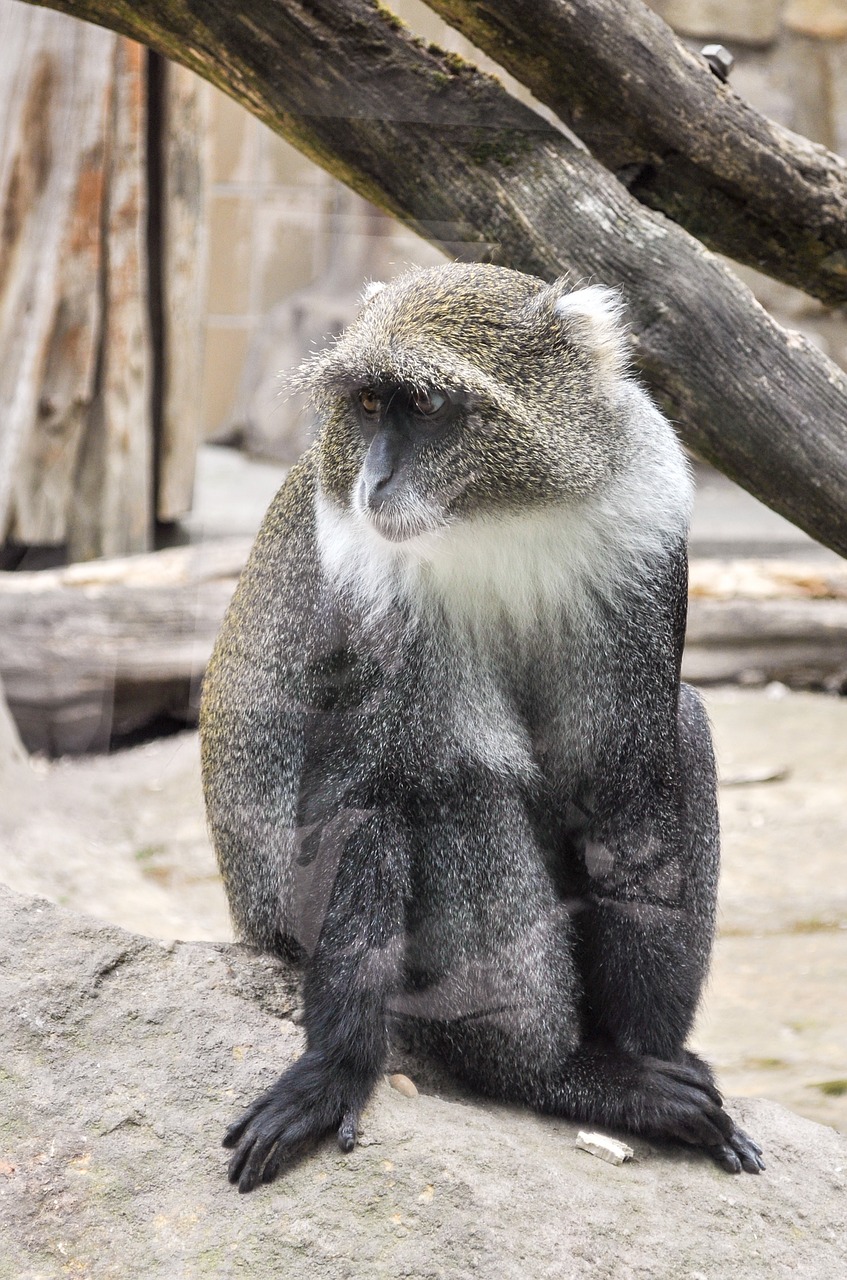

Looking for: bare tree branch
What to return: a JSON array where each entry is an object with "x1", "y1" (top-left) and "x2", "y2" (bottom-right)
[
  {"x1": 16, "y1": 0, "x2": 847, "y2": 557},
  {"x1": 427, "y1": 0, "x2": 847, "y2": 307}
]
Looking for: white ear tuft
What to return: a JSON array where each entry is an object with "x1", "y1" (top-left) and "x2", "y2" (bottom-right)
[
  {"x1": 360, "y1": 280, "x2": 387, "y2": 307},
  {"x1": 553, "y1": 285, "x2": 629, "y2": 377}
]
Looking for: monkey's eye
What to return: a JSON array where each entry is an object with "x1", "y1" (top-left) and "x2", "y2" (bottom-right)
[
  {"x1": 412, "y1": 388, "x2": 447, "y2": 416},
  {"x1": 358, "y1": 390, "x2": 381, "y2": 414}
]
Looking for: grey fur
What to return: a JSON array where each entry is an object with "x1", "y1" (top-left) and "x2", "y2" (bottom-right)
[{"x1": 201, "y1": 263, "x2": 763, "y2": 1191}]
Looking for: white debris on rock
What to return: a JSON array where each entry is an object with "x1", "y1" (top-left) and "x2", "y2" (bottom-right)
[{"x1": 576, "y1": 1131, "x2": 635, "y2": 1165}]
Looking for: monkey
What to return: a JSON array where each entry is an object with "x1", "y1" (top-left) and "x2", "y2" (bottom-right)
[{"x1": 200, "y1": 262, "x2": 764, "y2": 1193}]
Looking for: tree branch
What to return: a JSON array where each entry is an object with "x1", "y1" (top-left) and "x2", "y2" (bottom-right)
[
  {"x1": 427, "y1": 0, "x2": 847, "y2": 307},
  {"x1": 17, "y1": 0, "x2": 847, "y2": 557}
]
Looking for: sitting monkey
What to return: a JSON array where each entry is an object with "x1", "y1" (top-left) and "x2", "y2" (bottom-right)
[{"x1": 200, "y1": 263, "x2": 764, "y2": 1192}]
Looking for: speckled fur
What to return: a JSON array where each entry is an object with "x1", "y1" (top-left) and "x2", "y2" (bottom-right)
[{"x1": 201, "y1": 264, "x2": 763, "y2": 1192}]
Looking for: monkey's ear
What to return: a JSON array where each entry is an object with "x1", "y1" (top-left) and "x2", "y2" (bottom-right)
[
  {"x1": 550, "y1": 284, "x2": 629, "y2": 377},
  {"x1": 360, "y1": 280, "x2": 387, "y2": 307}
]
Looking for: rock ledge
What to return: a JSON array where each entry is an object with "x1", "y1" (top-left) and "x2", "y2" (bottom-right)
[{"x1": 1, "y1": 885, "x2": 844, "y2": 1279}]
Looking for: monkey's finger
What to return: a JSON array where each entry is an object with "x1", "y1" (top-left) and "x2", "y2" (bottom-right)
[
  {"x1": 656, "y1": 1059, "x2": 723, "y2": 1107},
  {"x1": 733, "y1": 1127, "x2": 764, "y2": 1158},
  {"x1": 672, "y1": 1111, "x2": 733, "y2": 1152},
  {"x1": 728, "y1": 1128, "x2": 766, "y2": 1173},
  {"x1": 707, "y1": 1142, "x2": 744, "y2": 1174},
  {"x1": 223, "y1": 1117, "x2": 251, "y2": 1149},
  {"x1": 226, "y1": 1135, "x2": 260, "y2": 1189},
  {"x1": 234, "y1": 1127, "x2": 291, "y2": 1193},
  {"x1": 223, "y1": 1092, "x2": 276, "y2": 1148},
  {"x1": 338, "y1": 1109, "x2": 359, "y2": 1152},
  {"x1": 259, "y1": 1125, "x2": 319, "y2": 1186},
  {"x1": 226, "y1": 1107, "x2": 298, "y2": 1188}
]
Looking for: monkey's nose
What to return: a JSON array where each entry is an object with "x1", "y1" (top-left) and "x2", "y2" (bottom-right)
[
  {"x1": 363, "y1": 431, "x2": 401, "y2": 508},
  {"x1": 366, "y1": 470, "x2": 396, "y2": 509}
]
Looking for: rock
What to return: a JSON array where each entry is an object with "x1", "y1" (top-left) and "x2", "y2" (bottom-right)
[
  {"x1": 0, "y1": 884, "x2": 845, "y2": 1278},
  {"x1": 387, "y1": 1072, "x2": 419, "y2": 1098},
  {"x1": 0, "y1": 676, "x2": 27, "y2": 780}
]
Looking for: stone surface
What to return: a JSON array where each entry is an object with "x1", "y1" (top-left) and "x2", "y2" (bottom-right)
[
  {"x1": 0, "y1": 733, "x2": 229, "y2": 944},
  {"x1": 693, "y1": 688, "x2": 847, "y2": 1132},
  {"x1": 1, "y1": 884, "x2": 845, "y2": 1280}
]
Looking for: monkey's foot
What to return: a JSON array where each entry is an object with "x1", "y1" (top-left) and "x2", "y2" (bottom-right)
[
  {"x1": 637, "y1": 1056, "x2": 765, "y2": 1174},
  {"x1": 706, "y1": 1121, "x2": 765, "y2": 1175},
  {"x1": 223, "y1": 1049, "x2": 366, "y2": 1192}
]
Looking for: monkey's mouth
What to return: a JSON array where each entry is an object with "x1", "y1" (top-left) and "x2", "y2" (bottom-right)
[
  {"x1": 363, "y1": 497, "x2": 446, "y2": 544},
  {"x1": 367, "y1": 505, "x2": 432, "y2": 543}
]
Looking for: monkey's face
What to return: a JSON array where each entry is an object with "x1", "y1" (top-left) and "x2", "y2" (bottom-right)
[
  {"x1": 349, "y1": 380, "x2": 466, "y2": 542},
  {"x1": 316, "y1": 374, "x2": 571, "y2": 547},
  {"x1": 305, "y1": 263, "x2": 633, "y2": 546}
]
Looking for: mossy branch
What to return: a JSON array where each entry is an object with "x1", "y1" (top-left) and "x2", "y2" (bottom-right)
[{"x1": 428, "y1": 0, "x2": 847, "y2": 307}]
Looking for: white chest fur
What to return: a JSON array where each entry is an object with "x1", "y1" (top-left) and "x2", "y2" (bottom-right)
[{"x1": 315, "y1": 437, "x2": 691, "y2": 634}]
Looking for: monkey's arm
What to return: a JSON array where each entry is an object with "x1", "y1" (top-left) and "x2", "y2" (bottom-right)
[
  {"x1": 575, "y1": 682, "x2": 717, "y2": 1058},
  {"x1": 569, "y1": 682, "x2": 763, "y2": 1172},
  {"x1": 223, "y1": 808, "x2": 407, "y2": 1192},
  {"x1": 555, "y1": 544, "x2": 762, "y2": 1173},
  {"x1": 203, "y1": 455, "x2": 408, "y2": 1189}
]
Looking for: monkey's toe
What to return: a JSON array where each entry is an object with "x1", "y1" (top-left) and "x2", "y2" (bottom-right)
[
  {"x1": 337, "y1": 1109, "x2": 359, "y2": 1152},
  {"x1": 222, "y1": 1050, "x2": 371, "y2": 1191},
  {"x1": 703, "y1": 1121, "x2": 764, "y2": 1174}
]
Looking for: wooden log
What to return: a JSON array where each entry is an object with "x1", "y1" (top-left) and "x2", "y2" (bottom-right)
[
  {"x1": 1, "y1": 11, "x2": 208, "y2": 560},
  {"x1": 426, "y1": 0, "x2": 847, "y2": 306},
  {"x1": 0, "y1": 545, "x2": 845, "y2": 756},
  {"x1": 155, "y1": 59, "x2": 209, "y2": 523},
  {"x1": 685, "y1": 558, "x2": 847, "y2": 689},
  {"x1": 0, "y1": 539, "x2": 249, "y2": 753},
  {"x1": 16, "y1": 0, "x2": 847, "y2": 561},
  {"x1": 0, "y1": 7, "x2": 115, "y2": 544},
  {"x1": 69, "y1": 37, "x2": 153, "y2": 561},
  {"x1": 689, "y1": 559, "x2": 847, "y2": 602},
  {"x1": 684, "y1": 598, "x2": 847, "y2": 689}
]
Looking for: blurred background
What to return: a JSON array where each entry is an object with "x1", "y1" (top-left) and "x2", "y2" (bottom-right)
[{"x1": 0, "y1": 0, "x2": 845, "y2": 1134}]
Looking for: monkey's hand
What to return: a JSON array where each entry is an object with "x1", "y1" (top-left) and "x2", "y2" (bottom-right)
[
  {"x1": 223, "y1": 1049, "x2": 369, "y2": 1192},
  {"x1": 638, "y1": 1056, "x2": 765, "y2": 1174}
]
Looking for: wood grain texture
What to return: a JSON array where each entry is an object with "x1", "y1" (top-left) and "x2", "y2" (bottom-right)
[
  {"x1": 70, "y1": 36, "x2": 153, "y2": 560},
  {"x1": 156, "y1": 60, "x2": 209, "y2": 523},
  {"x1": 0, "y1": 539, "x2": 248, "y2": 753},
  {"x1": 0, "y1": 7, "x2": 115, "y2": 542},
  {"x1": 427, "y1": 0, "x2": 847, "y2": 305},
  {"x1": 1, "y1": 10, "x2": 209, "y2": 558},
  {"x1": 17, "y1": 0, "x2": 847, "y2": 559}
]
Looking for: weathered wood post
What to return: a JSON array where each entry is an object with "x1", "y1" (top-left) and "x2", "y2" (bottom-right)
[{"x1": 0, "y1": 5, "x2": 207, "y2": 565}]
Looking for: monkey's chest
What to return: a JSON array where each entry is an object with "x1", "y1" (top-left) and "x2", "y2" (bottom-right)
[{"x1": 296, "y1": 615, "x2": 608, "y2": 822}]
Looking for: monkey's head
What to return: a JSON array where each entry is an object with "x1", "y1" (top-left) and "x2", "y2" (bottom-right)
[{"x1": 302, "y1": 263, "x2": 634, "y2": 546}]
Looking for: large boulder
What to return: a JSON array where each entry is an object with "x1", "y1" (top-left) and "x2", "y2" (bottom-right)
[{"x1": 1, "y1": 884, "x2": 844, "y2": 1279}]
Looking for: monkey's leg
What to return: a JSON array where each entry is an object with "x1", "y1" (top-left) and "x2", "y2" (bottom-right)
[
  {"x1": 564, "y1": 684, "x2": 763, "y2": 1172},
  {"x1": 224, "y1": 809, "x2": 406, "y2": 1192}
]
